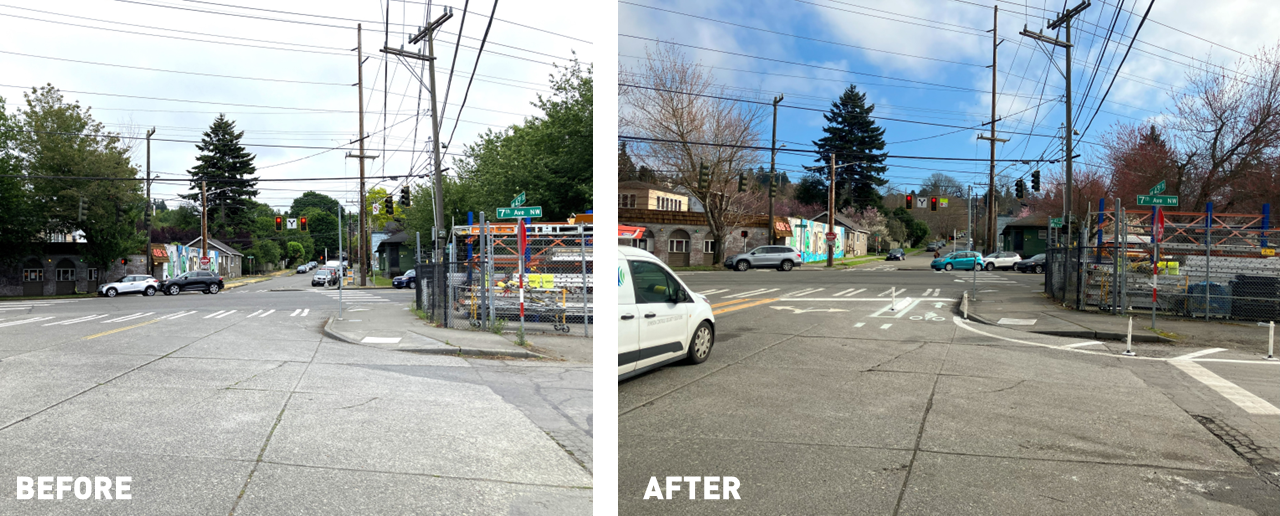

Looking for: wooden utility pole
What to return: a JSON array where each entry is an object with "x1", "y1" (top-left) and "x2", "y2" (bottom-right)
[
  {"x1": 356, "y1": 24, "x2": 367, "y2": 286},
  {"x1": 145, "y1": 127, "x2": 155, "y2": 275},
  {"x1": 768, "y1": 94, "x2": 783, "y2": 244},
  {"x1": 977, "y1": 6, "x2": 1008, "y2": 255},
  {"x1": 201, "y1": 181, "x2": 208, "y2": 259},
  {"x1": 827, "y1": 152, "x2": 835, "y2": 267}
]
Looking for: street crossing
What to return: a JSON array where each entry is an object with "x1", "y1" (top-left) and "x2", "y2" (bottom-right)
[
  {"x1": 0, "y1": 308, "x2": 319, "y2": 330},
  {"x1": 314, "y1": 290, "x2": 394, "y2": 303},
  {"x1": 0, "y1": 299, "x2": 85, "y2": 311},
  {"x1": 701, "y1": 287, "x2": 948, "y2": 299}
]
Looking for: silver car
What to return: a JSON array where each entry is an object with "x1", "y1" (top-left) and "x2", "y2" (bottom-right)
[
  {"x1": 723, "y1": 246, "x2": 803, "y2": 272},
  {"x1": 98, "y1": 274, "x2": 160, "y2": 297}
]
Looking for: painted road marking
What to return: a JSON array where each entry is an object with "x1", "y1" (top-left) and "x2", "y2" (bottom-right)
[
  {"x1": 1172, "y1": 348, "x2": 1226, "y2": 361},
  {"x1": 2, "y1": 317, "x2": 55, "y2": 327},
  {"x1": 1063, "y1": 341, "x2": 1104, "y2": 348},
  {"x1": 713, "y1": 298, "x2": 779, "y2": 316},
  {"x1": 102, "y1": 312, "x2": 154, "y2": 324},
  {"x1": 854, "y1": 322, "x2": 865, "y2": 328},
  {"x1": 700, "y1": 289, "x2": 730, "y2": 296},
  {"x1": 362, "y1": 336, "x2": 402, "y2": 344},
  {"x1": 834, "y1": 288, "x2": 866, "y2": 297},
  {"x1": 787, "y1": 288, "x2": 825, "y2": 297},
  {"x1": 160, "y1": 311, "x2": 197, "y2": 320},
  {"x1": 301, "y1": 309, "x2": 309, "y2": 317},
  {"x1": 215, "y1": 310, "x2": 236, "y2": 318},
  {"x1": 724, "y1": 288, "x2": 776, "y2": 299},
  {"x1": 43, "y1": 315, "x2": 105, "y2": 326},
  {"x1": 877, "y1": 287, "x2": 905, "y2": 297},
  {"x1": 711, "y1": 298, "x2": 754, "y2": 309},
  {"x1": 1169, "y1": 360, "x2": 1280, "y2": 415},
  {"x1": 84, "y1": 319, "x2": 159, "y2": 340},
  {"x1": 996, "y1": 318, "x2": 1038, "y2": 325},
  {"x1": 204, "y1": 310, "x2": 227, "y2": 319},
  {"x1": 870, "y1": 298, "x2": 914, "y2": 318},
  {"x1": 880, "y1": 323, "x2": 892, "y2": 329},
  {"x1": 258, "y1": 309, "x2": 275, "y2": 318},
  {"x1": 290, "y1": 309, "x2": 302, "y2": 317},
  {"x1": 246, "y1": 310, "x2": 263, "y2": 318}
]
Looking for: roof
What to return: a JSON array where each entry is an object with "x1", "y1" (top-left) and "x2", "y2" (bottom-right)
[
  {"x1": 375, "y1": 231, "x2": 409, "y2": 252},
  {"x1": 810, "y1": 212, "x2": 872, "y2": 233},
  {"x1": 1002, "y1": 213, "x2": 1050, "y2": 231},
  {"x1": 620, "y1": 208, "x2": 768, "y2": 228},
  {"x1": 186, "y1": 237, "x2": 243, "y2": 256},
  {"x1": 618, "y1": 181, "x2": 682, "y2": 195}
]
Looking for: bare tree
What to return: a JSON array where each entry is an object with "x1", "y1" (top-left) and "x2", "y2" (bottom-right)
[{"x1": 620, "y1": 43, "x2": 766, "y2": 264}]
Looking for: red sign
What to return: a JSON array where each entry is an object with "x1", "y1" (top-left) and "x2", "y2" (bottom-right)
[
  {"x1": 825, "y1": 232, "x2": 837, "y2": 242},
  {"x1": 200, "y1": 256, "x2": 211, "y2": 266},
  {"x1": 1155, "y1": 207, "x2": 1165, "y2": 242}
]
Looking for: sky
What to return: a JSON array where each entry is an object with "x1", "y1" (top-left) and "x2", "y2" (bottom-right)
[
  {"x1": 0, "y1": 0, "x2": 593, "y2": 213},
  {"x1": 618, "y1": 0, "x2": 1280, "y2": 198}
]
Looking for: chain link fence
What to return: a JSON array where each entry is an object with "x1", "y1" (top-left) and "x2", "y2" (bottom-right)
[
  {"x1": 1047, "y1": 206, "x2": 1278, "y2": 324},
  {"x1": 415, "y1": 224, "x2": 593, "y2": 336}
]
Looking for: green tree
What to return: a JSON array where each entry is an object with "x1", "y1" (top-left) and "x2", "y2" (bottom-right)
[
  {"x1": 288, "y1": 191, "x2": 343, "y2": 219},
  {"x1": 0, "y1": 95, "x2": 44, "y2": 266},
  {"x1": 15, "y1": 85, "x2": 144, "y2": 269},
  {"x1": 182, "y1": 114, "x2": 259, "y2": 241},
  {"x1": 250, "y1": 239, "x2": 281, "y2": 269},
  {"x1": 285, "y1": 241, "x2": 304, "y2": 265},
  {"x1": 365, "y1": 186, "x2": 395, "y2": 229},
  {"x1": 809, "y1": 85, "x2": 889, "y2": 212},
  {"x1": 301, "y1": 208, "x2": 339, "y2": 260}
]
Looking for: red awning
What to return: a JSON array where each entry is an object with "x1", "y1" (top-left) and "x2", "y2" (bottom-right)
[{"x1": 619, "y1": 225, "x2": 646, "y2": 239}]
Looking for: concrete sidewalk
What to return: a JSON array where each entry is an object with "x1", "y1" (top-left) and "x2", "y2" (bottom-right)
[
  {"x1": 323, "y1": 303, "x2": 592, "y2": 363},
  {"x1": 964, "y1": 285, "x2": 1277, "y2": 352},
  {"x1": 223, "y1": 269, "x2": 291, "y2": 290}
]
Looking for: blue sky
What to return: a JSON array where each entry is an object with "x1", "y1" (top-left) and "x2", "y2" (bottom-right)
[{"x1": 618, "y1": 0, "x2": 1280, "y2": 196}]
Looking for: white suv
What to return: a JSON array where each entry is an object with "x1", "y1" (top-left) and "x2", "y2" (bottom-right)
[
  {"x1": 618, "y1": 247, "x2": 715, "y2": 380},
  {"x1": 982, "y1": 251, "x2": 1022, "y2": 271}
]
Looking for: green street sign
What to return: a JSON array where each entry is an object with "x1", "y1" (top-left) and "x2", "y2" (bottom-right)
[
  {"x1": 511, "y1": 192, "x2": 526, "y2": 208},
  {"x1": 496, "y1": 206, "x2": 542, "y2": 219},
  {"x1": 1137, "y1": 195, "x2": 1178, "y2": 206},
  {"x1": 1149, "y1": 180, "x2": 1166, "y2": 195},
  {"x1": 1049, "y1": 217, "x2": 1064, "y2": 228}
]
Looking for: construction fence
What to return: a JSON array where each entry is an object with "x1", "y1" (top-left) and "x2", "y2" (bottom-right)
[
  {"x1": 415, "y1": 223, "x2": 593, "y2": 336},
  {"x1": 1047, "y1": 205, "x2": 1278, "y2": 324}
]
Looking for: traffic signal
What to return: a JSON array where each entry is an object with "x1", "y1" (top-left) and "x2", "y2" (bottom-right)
[
  {"x1": 300, "y1": 217, "x2": 308, "y2": 232},
  {"x1": 698, "y1": 163, "x2": 710, "y2": 192},
  {"x1": 737, "y1": 173, "x2": 747, "y2": 193},
  {"x1": 1015, "y1": 179, "x2": 1026, "y2": 199},
  {"x1": 930, "y1": 197, "x2": 938, "y2": 212},
  {"x1": 1031, "y1": 170, "x2": 1041, "y2": 192},
  {"x1": 905, "y1": 194, "x2": 913, "y2": 210},
  {"x1": 274, "y1": 216, "x2": 283, "y2": 231},
  {"x1": 400, "y1": 186, "x2": 411, "y2": 207},
  {"x1": 768, "y1": 175, "x2": 777, "y2": 198},
  {"x1": 384, "y1": 196, "x2": 394, "y2": 215}
]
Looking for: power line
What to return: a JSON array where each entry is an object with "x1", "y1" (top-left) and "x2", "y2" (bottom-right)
[
  {"x1": 390, "y1": 0, "x2": 593, "y2": 44},
  {"x1": 619, "y1": 135, "x2": 1066, "y2": 162},
  {"x1": 445, "y1": 0, "x2": 500, "y2": 152}
]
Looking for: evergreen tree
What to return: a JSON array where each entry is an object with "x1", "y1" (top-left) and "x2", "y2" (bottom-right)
[
  {"x1": 810, "y1": 85, "x2": 889, "y2": 211},
  {"x1": 182, "y1": 114, "x2": 259, "y2": 242}
]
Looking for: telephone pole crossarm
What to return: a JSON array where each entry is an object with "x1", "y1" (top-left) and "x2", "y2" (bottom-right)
[
  {"x1": 1047, "y1": 1, "x2": 1091, "y2": 29},
  {"x1": 1019, "y1": 28, "x2": 1071, "y2": 48},
  {"x1": 379, "y1": 47, "x2": 436, "y2": 62}
]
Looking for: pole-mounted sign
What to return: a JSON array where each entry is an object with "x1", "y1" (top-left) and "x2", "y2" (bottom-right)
[
  {"x1": 497, "y1": 206, "x2": 542, "y2": 219},
  {"x1": 511, "y1": 192, "x2": 526, "y2": 208},
  {"x1": 1149, "y1": 180, "x2": 1166, "y2": 196}
]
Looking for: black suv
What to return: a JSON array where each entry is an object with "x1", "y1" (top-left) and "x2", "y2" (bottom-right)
[{"x1": 161, "y1": 270, "x2": 225, "y2": 295}]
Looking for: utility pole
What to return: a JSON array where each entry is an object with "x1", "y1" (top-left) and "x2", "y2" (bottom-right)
[
  {"x1": 200, "y1": 181, "x2": 208, "y2": 260},
  {"x1": 145, "y1": 127, "x2": 155, "y2": 276},
  {"x1": 1022, "y1": 1, "x2": 1090, "y2": 243},
  {"x1": 828, "y1": 152, "x2": 835, "y2": 267},
  {"x1": 347, "y1": 23, "x2": 380, "y2": 287},
  {"x1": 977, "y1": 5, "x2": 1008, "y2": 255},
  {"x1": 768, "y1": 94, "x2": 783, "y2": 244}
]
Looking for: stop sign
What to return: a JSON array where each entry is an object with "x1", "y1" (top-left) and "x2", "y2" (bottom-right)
[
  {"x1": 200, "y1": 256, "x2": 211, "y2": 266},
  {"x1": 825, "y1": 232, "x2": 837, "y2": 242}
]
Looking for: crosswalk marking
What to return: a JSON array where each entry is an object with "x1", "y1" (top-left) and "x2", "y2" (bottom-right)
[
  {"x1": 258, "y1": 309, "x2": 275, "y2": 318},
  {"x1": 102, "y1": 312, "x2": 154, "y2": 324},
  {"x1": 247, "y1": 310, "x2": 263, "y2": 318},
  {"x1": 878, "y1": 287, "x2": 905, "y2": 297},
  {"x1": 301, "y1": 309, "x2": 309, "y2": 317},
  {"x1": 160, "y1": 311, "x2": 197, "y2": 320},
  {"x1": 880, "y1": 323, "x2": 892, "y2": 329},
  {"x1": 854, "y1": 322, "x2": 864, "y2": 328},
  {"x1": 43, "y1": 314, "x2": 106, "y2": 326},
  {"x1": 786, "y1": 288, "x2": 825, "y2": 297},
  {"x1": 1, "y1": 317, "x2": 55, "y2": 327},
  {"x1": 290, "y1": 309, "x2": 301, "y2": 317},
  {"x1": 204, "y1": 310, "x2": 227, "y2": 319},
  {"x1": 215, "y1": 310, "x2": 236, "y2": 318},
  {"x1": 724, "y1": 288, "x2": 779, "y2": 299},
  {"x1": 700, "y1": 289, "x2": 730, "y2": 296},
  {"x1": 834, "y1": 288, "x2": 866, "y2": 297}
]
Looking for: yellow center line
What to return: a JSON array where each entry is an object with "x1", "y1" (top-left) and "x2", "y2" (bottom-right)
[
  {"x1": 711, "y1": 298, "x2": 755, "y2": 309},
  {"x1": 713, "y1": 298, "x2": 779, "y2": 315},
  {"x1": 83, "y1": 319, "x2": 160, "y2": 340}
]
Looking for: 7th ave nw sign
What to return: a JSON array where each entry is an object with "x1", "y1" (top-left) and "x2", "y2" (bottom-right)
[{"x1": 496, "y1": 206, "x2": 542, "y2": 219}]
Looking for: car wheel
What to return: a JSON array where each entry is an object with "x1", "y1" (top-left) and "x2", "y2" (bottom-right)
[
  {"x1": 167, "y1": 285, "x2": 180, "y2": 296},
  {"x1": 779, "y1": 260, "x2": 793, "y2": 271},
  {"x1": 944, "y1": 263, "x2": 954, "y2": 271},
  {"x1": 144, "y1": 286, "x2": 156, "y2": 296},
  {"x1": 105, "y1": 287, "x2": 117, "y2": 298},
  {"x1": 985, "y1": 263, "x2": 995, "y2": 271},
  {"x1": 208, "y1": 284, "x2": 220, "y2": 294},
  {"x1": 1034, "y1": 265, "x2": 1044, "y2": 274},
  {"x1": 407, "y1": 281, "x2": 416, "y2": 289},
  {"x1": 735, "y1": 260, "x2": 749, "y2": 272},
  {"x1": 686, "y1": 321, "x2": 713, "y2": 364}
]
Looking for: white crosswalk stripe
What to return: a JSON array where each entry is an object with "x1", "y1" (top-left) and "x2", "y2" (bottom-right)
[
  {"x1": 786, "y1": 288, "x2": 825, "y2": 297},
  {"x1": 301, "y1": 309, "x2": 309, "y2": 317},
  {"x1": 723, "y1": 288, "x2": 779, "y2": 299},
  {"x1": 700, "y1": 289, "x2": 730, "y2": 296},
  {"x1": 102, "y1": 312, "x2": 154, "y2": 324},
  {"x1": 854, "y1": 322, "x2": 865, "y2": 328},
  {"x1": 247, "y1": 310, "x2": 263, "y2": 318},
  {"x1": 290, "y1": 309, "x2": 301, "y2": 317},
  {"x1": 834, "y1": 288, "x2": 866, "y2": 297},
  {"x1": 2, "y1": 317, "x2": 55, "y2": 327},
  {"x1": 204, "y1": 310, "x2": 227, "y2": 319},
  {"x1": 215, "y1": 310, "x2": 236, "y2": 318},
  {"x1": 43, "y1": 314, "x2": 106, "y2": 326},
  {"x1": 159, "y1": 311, "x2": 197, "y2": 320},
  {"x1": 258, "y1": 309, "x2": 275, "y2": 318},
  {"x1": 878, "y1": 287, "x2": 906, "y2": 297}
]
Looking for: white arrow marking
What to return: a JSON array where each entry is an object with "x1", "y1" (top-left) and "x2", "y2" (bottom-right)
[
  {"x1": 770, "y1": 306, "x2": 849, "y2": 314},
  {"x1": 933, "y1": 302, "x2": 946, "y2": 308}
]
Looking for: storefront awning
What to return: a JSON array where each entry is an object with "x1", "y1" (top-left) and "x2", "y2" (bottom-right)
[
  {"x1": 771, "y1": 217, "x2": 793, "y2": 238},
  {"x1": 619, "y1": 225, "x2": 646, "y2": 239}
]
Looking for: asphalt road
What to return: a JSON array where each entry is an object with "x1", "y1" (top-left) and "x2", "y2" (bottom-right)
[
  {"x1": 0, "y1": 273, "x2": 592, "y2": 515},
  {"x1": 619, "y1": 250, "x2": 1279, "y2": 515}
]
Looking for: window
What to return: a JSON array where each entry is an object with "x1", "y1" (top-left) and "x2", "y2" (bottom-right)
[
  {"x1": 703, "y1": 240, "x2": 716, "y2": 253},
  {"x1": 629, "y1": 260, "x2": 683, "y2": 304},
  {"x1": 629, "y1": 238, "x2": 649, "y2": 251},
  {"x1": 618, "y1": 193, "x2": 636, "y2": 208},
  {"x1": 668, "y1": 238, "x2": 688, "y2": 253},
  {"x1": 88, "y1": 268, "x2": 98, "y2": 281},
  {"x1": 56, "y1": 268, "x2": 75, "y2": 281},
  {"x1": 22, "y1": 269, "x2": 43, "y2": 282},
  {"x1": 676, "y1": 200, "x2": 683, "y2": 211}
]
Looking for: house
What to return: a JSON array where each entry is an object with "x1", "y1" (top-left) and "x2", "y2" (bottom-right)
[
  {"x1": 375, "y1": 231, "x2": 415, "y2": 277},
  {"x1": 618, "y1": 181, "x2": 690, "y2": 212},
  {"x1": 185, "y1": 237, "x2": 244, "y2": 278},
  {"x1": 1, "y1": 242, "x2": 146, "y2": 297},
  {"x1": 810, "y1": 211, "x2": 871, "y2": 256},
  {"x1": 1001, "y1": 214, "x2": 1050, "y2": 257},
  {"x1": 619, "y1": 208, "x2": 770, "y2": 267}
]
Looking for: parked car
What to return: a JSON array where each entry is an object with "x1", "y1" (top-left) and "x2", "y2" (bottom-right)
[
  {"x1": 925, "y1": 243, "x2": 937, "y2": 252},
  {"x1": 392, "y1": 269, "x2": 417, "y2": 289},
  {"x1": 160, "y1": 270, "x2": 224, "y2": 295},
  {"x1": 886, "y1": 248, "x2": 906, "y2": 261},
  {"x1": 619, "y1": 246, "x2": 715, "y2": 380},
  {"x1": 312, "y1": 269, "x2": 337, "y2": 287},
  {"x1": 296, "y1": 265, "x2": 308, "y2": 274},
  {"x1": 97, "y1": 275, "x2": 160, "y2": 297},
  {"x1": 723, "y1": 245, "x2": 803, "y2": 272},
  {"x1": 983, "y1": 252, "x2": 1022, "y2": 271},
  {"x1": 931, "y1": 251, "x2": 985, "y2": 271},
  {"x1": 1014, "y1": 253, "x2": 1047, "y2": 273}
]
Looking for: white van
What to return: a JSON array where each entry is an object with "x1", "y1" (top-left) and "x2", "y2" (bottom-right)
[{"x1": 618, "y1": 246, "x2": 716, "y2": 380}]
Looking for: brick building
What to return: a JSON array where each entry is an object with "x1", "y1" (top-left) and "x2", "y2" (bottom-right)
[{"x1": 619, "y1": 208, "x2": 773, "y2": 267}]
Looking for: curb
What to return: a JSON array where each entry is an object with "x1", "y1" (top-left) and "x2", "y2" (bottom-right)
[
  {"x1": 224, "y1": 270, "x2": 291, "y2": 291},
  {"x1": 322, "y1": 315, "x2": 548, "y2": 359},
  {"x1": 954, "y1": 301, "x2": 1173, "y2": 343}
]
